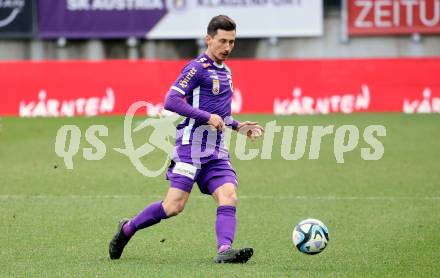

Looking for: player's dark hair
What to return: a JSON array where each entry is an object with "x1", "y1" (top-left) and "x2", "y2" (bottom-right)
[{"x1": 207, "y1": 15, "x2": 236, "y2": 37}]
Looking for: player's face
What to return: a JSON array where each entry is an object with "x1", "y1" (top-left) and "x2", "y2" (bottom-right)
[{"x1": 206, "y1": 29, "x2": 236, "y2": 63}]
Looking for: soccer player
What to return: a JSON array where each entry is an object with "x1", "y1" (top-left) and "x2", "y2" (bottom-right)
[{"x1": 109, "y1": 15, "x2": 263, "y2": 263}]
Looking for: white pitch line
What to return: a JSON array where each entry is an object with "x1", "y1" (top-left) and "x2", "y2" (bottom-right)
[{"x1": 0, "y1": 195, "x2": 439, "y2": 201}]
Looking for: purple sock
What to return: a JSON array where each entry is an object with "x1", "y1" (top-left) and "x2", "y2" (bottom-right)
[
  {"x1": 123, "y1": 201, "x2": 167, "y2": 238},
  {"x1": 216, "y1": 205, "x2": 236, "y2": 253}
]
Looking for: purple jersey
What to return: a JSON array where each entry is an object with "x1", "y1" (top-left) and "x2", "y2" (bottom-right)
[{"x1": 168, "y1": 53, "x2": 235, "y2": 165}]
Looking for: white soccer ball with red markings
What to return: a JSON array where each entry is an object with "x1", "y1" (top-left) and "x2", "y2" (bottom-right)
[{"x1": 292, "y1": 218, "x2": 329, "y2": 255}]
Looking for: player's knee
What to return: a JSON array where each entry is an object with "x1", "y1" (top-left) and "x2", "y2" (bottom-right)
[
  {"x1": 228, "y1": 191, "x2": 238, "y2": 206},
  {"x1": 163, "y1": 200, "x2": 185, "y2": 217},
  {"x1": 218, "y1": 190, "x2": 238, "y2": 206}
]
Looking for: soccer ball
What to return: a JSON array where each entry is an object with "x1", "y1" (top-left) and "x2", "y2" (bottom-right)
[{"x1": 292, "y1": 218, "x2": 329, "y2": 255}]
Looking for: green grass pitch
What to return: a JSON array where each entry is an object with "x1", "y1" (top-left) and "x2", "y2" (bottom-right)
[{"x1": 1, "y1": 114, "x2": 439, "y2": 277}]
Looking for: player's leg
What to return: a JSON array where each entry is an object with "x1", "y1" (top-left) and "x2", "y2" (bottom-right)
[
  {"x1": 211, "y1": 182, "x2": 253, "y2": 263},
  {"x1": 212, "y1": 183, "x2": 238, "y2": 251},
  {"x1": 198, "y1": 161, "x2": 239, "y2": 253},
  {"x1": 109, "y1": 158, "x2": 197, "y2": 260},
  {"x1": 109, "y1": 187, "x2": 190, "y2": 259},
  {"x1": 195, "y1": 158, "x2": 253, "y2": 264},
  {"x1": 162, "y1": 187, "x2": 190, "y2": 216},
  {"x1": 126, "y1": 187, "x2": 190, "y2": 235}
]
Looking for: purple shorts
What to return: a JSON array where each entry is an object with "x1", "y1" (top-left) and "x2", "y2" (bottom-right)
[{"x1": 166, "y1": 159, "x2": 238, "y2": 195}]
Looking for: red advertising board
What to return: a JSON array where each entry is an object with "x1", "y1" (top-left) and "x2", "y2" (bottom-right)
[
  {"x1": 348, "y1": 0, "x2": 440, "y2": 35},
  {"x1": 1, "y1": 58, "x2": 439, "y2": 116}
]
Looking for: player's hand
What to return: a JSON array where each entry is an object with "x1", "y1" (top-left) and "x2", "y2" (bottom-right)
[
  {"x1": 208, "y1": 114, "x2": 225, "y2": 130},
  {"x1": 237, "y1": 121, "x2": 264, "y2": 140}
]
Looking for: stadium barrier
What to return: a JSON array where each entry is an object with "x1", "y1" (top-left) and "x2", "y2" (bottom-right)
[{"x1": 1, "y1": 58, "x2": 439, "y2": 117}]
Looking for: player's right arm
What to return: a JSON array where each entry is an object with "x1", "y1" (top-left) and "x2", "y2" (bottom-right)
[{"x1": 164, "y1": 63, "x2": 224, "y2": 130}]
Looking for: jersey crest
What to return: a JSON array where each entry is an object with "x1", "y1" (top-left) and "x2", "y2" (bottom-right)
[{"x1": 212, "y1": 79, "x2": 220, "y2": 95}]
